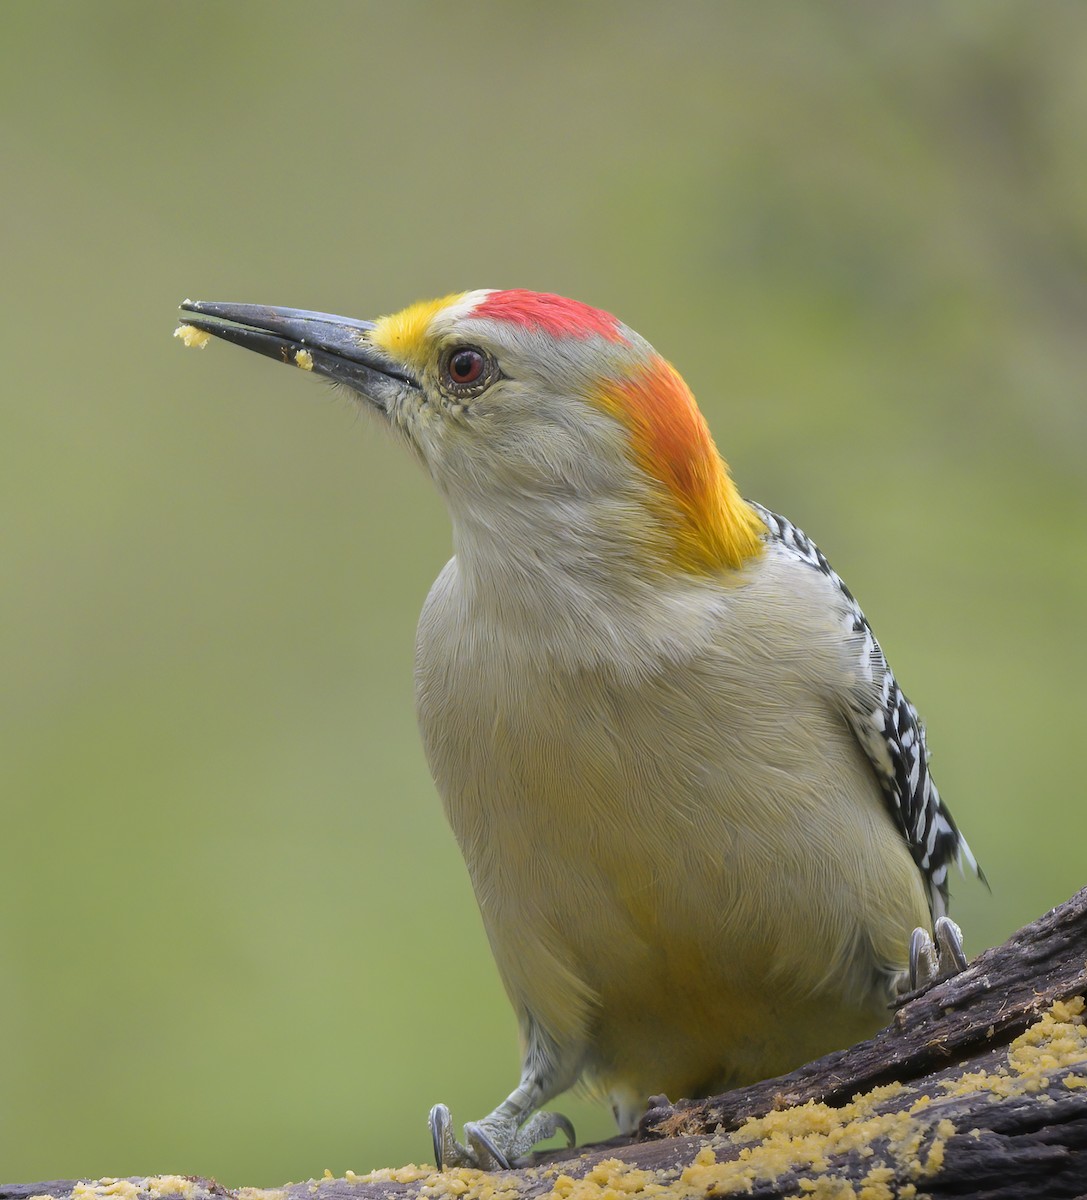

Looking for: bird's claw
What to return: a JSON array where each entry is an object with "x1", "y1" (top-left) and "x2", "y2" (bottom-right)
[
  {"x1": 907, "y1": 915, "x2": 968, "y2": 992},
  {"x1": 430, "y1": 1103, "x2": 476, "y2": 1170},
  {"x1": 429, "y1": 1102, "x2": 575, "y2": 1170}
]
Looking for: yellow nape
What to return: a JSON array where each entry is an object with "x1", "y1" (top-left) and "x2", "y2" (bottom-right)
[
  {"x1": 369, "y1": 292, "x2": 466, "y2": 372},
  {"x1": 598, "y1": 358, "x2": 766, "y2": 575}
]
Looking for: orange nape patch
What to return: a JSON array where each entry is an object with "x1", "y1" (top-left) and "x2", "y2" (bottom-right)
[
  {"x1": 597, "y1": 357, "x2": 766, "y2": 573},
  {"x1": 368, "y1": 292, "x2": 466, "y2": 372}
]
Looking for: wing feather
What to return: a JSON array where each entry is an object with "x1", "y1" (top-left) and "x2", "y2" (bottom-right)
[{"x1": 750, "y1": 503, "x2": 979, "y2": 917}]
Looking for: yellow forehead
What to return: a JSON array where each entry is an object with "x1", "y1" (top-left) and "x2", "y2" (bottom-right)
[{"x1": 369, "y1": 292, "x2": 467, "y2": 371}]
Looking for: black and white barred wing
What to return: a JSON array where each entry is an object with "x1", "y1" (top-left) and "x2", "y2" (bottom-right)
[{"x1": 751, "y1": 503, "x2": 979, "y2": 917}]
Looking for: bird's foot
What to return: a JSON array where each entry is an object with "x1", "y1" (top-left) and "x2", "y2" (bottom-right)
[
  {"x1": 907, "y1": 915, "x2": 968, "y2": 992},
  {"x1": 429, "y1": 1102, "x2": 575, "y2": 1170}
]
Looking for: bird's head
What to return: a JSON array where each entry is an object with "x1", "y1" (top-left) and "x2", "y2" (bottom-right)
[{"x1": 178, "y1": 290, "x2": 765, "y2": 577}]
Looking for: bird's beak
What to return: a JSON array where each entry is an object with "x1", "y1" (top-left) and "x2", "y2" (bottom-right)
[{"x1": 177, "y1": 300, "x2": 418, "y2": 412}]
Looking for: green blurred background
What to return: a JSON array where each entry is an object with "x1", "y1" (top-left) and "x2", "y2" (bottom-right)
[{"x1": 3, "y1": 0, "x2": 1085, "y2": 1188}]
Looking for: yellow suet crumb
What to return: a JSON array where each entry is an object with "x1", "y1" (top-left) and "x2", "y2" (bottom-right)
[
  {"x1": 552, "y1": 1158, "x2": 662, "y2": 1199},
  {"x1": 72, "y1": 1180, "x2": 198, "y2": 1200},
  {"x1": 174, "y1": 324, "x2": 211, "y2": 349},
  {"x1": 295, "y1": 348, "x2": 314, "y2": 371},
  {"x1": 936, "y1": 994, "x2": 1087, "y2": 1104},
  {"x1": 356, "y1": 1165, "x2": 435, "y2": 1185},
  {"x1": 357, "y1": 1164, "x2": 525, "y2": 1200},
  {"x1": 72, "y1": 1184, "x2": 138, "y2": 1200}
]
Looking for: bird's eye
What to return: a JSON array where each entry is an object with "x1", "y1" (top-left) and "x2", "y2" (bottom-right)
[
  {"x1": 439, "y1": 345, "x2": 496, "y2": 400},
  {"x1": 447, "y1": 348, "x2": 485, "y2": 386}
]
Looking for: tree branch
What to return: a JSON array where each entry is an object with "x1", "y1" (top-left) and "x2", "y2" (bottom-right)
[{"x1": 6, "y1": 888, "x2": 1087, "y2": 1200}]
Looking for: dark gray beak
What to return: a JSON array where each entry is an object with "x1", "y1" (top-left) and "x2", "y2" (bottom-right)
[{"x1": 177, "y1": 300, "x2": 418, "y2": 411}]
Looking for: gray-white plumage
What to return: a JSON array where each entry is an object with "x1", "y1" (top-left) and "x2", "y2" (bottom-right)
[{"x1": 177, "y1": 288, "x2": 979, "y2": 1169}]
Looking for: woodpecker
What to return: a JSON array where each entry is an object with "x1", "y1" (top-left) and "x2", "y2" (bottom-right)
[{"x1": 177, "y1": 290, "x2": 979, "y2": 1171}]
